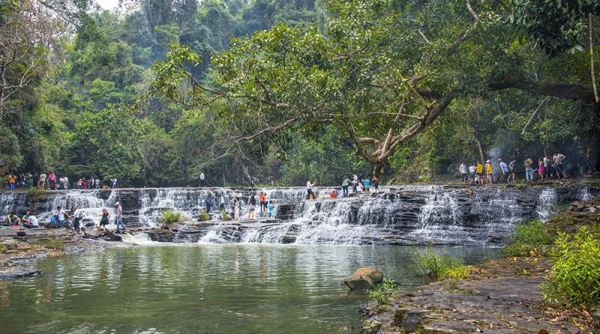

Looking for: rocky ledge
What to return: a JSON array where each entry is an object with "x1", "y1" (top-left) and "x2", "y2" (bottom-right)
[
  {"x1": 0, "y1": 228, "x2": 112, "y2": 281},
  {"x1": 361, "y1": 257, "x2": 596, "y2": 333}
]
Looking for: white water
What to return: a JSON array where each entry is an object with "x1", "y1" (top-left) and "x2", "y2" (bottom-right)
[
  {"x1": 536, "y1": 188, "x2": 558, "y2": 222},
  {"x1": 0, "y1": 185, "x2": 590, "y2": 245}
]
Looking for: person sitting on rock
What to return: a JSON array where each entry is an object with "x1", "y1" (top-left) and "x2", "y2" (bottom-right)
[{"x1": 7, "y1": 212, "x2": 21, "y2": 228}]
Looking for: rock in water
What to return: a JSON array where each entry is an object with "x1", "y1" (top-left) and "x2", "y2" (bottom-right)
[{"x1": 341, "y1": 267, "x2": 383, "y2": 291}]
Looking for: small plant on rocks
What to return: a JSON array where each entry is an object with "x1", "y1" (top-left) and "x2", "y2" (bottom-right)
[
  {"x1": 367, "y1": 278, "x2": 398, "y2": 305},
  {"x1": 161, "y1": 210, "x2": 183, "y2": 224}
]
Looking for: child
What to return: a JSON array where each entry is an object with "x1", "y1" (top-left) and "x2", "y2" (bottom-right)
[
  {"x1": 538, "y1": 158, "x2": 545, "y2": 181},
  {"x1": 267, "y1": 202, "x2": 274, "y2": 218}
]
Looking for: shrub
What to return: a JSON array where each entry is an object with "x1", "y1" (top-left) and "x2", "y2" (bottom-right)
[
  {"x1": 418, "y1": 248, "x2": 465, "y2": 282},
  {"x1": 367, "y1": 279, "x2": 398, "y2": 305},
  {"x1": 27, "y1": 187, "x2": 46, "y2": 197},
  {"x1": 503, "y1": 220, "x2": 553, "y2": 257},
  {"x1": 0, "y1": 243, "x2": 7, "y2": 254},
  {"x1": 161, "y1": 210, "x2": 182, "y2": 224},
  {"x1": 220, "y1": 209, "x2": 232, "y2": 221},
  {"x1": 198, "y1": 210, "x2": 210, "y2": 222},
  {"x1": 543, "y1": 227, "x2": 600, "y2": 308}
]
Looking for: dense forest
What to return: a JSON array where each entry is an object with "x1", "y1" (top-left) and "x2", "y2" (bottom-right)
[{"x1": 1, "y1": 0, "x2": 599, "y2": 187}]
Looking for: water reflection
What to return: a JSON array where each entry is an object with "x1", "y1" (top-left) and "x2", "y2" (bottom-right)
[{"x1": 0, "y1": 245, "x2": 498, "y2": 334}]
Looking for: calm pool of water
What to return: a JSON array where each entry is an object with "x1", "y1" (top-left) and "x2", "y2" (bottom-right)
[{"x1": 0, "y1": 244, "x2": 499, "y2": 333}]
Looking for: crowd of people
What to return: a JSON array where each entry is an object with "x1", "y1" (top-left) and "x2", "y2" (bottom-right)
[
  {"x1": 2, "y1": 202, "x2": 126, "y2": 234},
  {"x1": 458, "y1": 152, "x2": 567, "y2": 185},
  {"x1": 1, "y1": 172, "x2": 118, "y2": 191}
]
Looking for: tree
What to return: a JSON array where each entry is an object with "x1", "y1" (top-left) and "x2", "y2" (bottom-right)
[{"x1": 151, "y1": 0, "x2": 487, "y2": 177}]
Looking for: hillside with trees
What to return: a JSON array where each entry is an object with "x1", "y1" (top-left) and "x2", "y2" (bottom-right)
[{"x1": 1, "y1": 0, "x2": 598, "y2": 186}]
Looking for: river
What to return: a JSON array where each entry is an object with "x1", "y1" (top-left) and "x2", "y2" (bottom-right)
[{"x1": 0, "y1": 244, "x2": 498, "y2": 333}]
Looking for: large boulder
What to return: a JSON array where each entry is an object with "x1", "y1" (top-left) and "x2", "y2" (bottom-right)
[{"x1": 341, "y1": 267, "x2": 384, "y2": 291}]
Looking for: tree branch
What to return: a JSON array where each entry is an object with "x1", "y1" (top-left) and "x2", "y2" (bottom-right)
[{"x1": 488, "y1": 78, "x2": 597, "y2": 102}]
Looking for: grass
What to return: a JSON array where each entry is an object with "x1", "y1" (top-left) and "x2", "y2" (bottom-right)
[
  {"x1": 161, "y1": 210, "x2": 183, "y2": 224},
  {"x1": 417, "y1": 247, "x2": 471, "y2": 282},
  {"x1": 503, "y1": 220, "x2": 553, "y2": 257}
]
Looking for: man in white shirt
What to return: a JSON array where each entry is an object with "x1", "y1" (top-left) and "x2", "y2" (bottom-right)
[{"x1": 459, "y1": 162, "x2": 467, "y2": 183}]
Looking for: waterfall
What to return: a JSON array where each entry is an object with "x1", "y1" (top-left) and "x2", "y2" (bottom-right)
[
  {"x1": 536, "y1": 188, "x2": 557, "y2": 222},
  {"x1": 0, "y1": 185, "x2": 595, "y2": 245}
]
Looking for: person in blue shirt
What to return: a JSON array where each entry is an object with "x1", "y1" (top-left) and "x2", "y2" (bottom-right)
[
  {"x1": 268, "y1": 202, "x2": 274, "y2": 218},
  {"x1": 362, "y1": 177, "x2": 370, "y2": 192}
]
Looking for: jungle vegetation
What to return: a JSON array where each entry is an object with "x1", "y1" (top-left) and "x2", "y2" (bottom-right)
[{"x1": 1, "y1": 0, "x2": 599, "y2": 186}]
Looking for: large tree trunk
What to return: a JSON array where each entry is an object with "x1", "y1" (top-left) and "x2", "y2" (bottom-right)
[{"x1": 373, "y1": 162, "x2": 384, "y2": 178}]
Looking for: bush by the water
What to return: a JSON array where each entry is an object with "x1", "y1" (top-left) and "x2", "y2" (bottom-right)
[
  {"x1": 418, "y1": 248, "x2": 470, "y2": 282},
  {"x1": 543, "y1": 227, "x2": 600, "y2": 308},
  {"x1": 503, "y1": 220, "x2": 553, "y2": 257},
  {"x1": 367, "y1": 279, "x2": 398, "y2": 305},
  {"x1": 161, "y1": 210, "x2": 183, "y2": 224}
]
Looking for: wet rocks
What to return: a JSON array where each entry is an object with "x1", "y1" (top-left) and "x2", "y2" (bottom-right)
[{"x1": 342, "y1": 267, "x2": 384, "y2": 291}]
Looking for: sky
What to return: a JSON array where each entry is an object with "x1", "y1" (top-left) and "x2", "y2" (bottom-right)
[{"x1": 97, "y1": 0, "x2": 120, "y2": 9}]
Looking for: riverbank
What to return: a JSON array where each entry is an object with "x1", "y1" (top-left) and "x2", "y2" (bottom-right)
[
  {"x1": 361, "y1": 197, "x2": 600, "y2": 333},
  {"x1": 0, "y1": 228, "x2": 115, "y2": 280}
]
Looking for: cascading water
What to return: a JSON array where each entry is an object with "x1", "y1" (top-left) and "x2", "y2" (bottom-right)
[
  {"x1": 536, "y1": 188, "x2": 557, "y2": 222},
  {"x1": 0, "y1": 184, "x2": 596, "y2": 245}
]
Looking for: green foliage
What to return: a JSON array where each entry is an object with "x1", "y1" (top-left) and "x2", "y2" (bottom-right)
[
  {"x1": 199, "y1": 210, "x2": 210, "y2": 222},
  {"x1": 543, "y1": 227, "x2": 600, "y2": 307},
  {"x1": 161, "y1": 210, "x2": 183, "y2": 224},
  {"x1": 221, "y1": 210, "x2": 232, "y2": 221},
  {"x1": 0, "y1": 243, "x2": 7, "y2": 254},
  {"x1": 27, "y1": 187, "x2": 46, "y2": 197},
  {"x1": 503, "y1": 220, "x2": 553, "y2": 257},
  {"x1": 509, "y1": 0, "x2": 600, "y2": 55},
  {"x1": 74, "y1": 107, "x2": 143, "y2": 180},
  {"x1": 0, "y1": 126, "x2": 22, "y2": 170},
  {"x1": 418, "y1": 248, "x2": 467, "y2": 282},
  {"x1": 367, "y1": 278, "x2": 398, "y2": 305}
]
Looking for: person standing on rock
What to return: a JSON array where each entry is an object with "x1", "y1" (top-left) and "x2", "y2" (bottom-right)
[
  {"x1": 268, "y1": 201, "x2": 274, "y2": 218},
  {"x1": 484, "y1": 160, "x2": 493, "y2": 185},
  {"x1": 114, "y1": 202, "x2": 125, "y2": 233},
  {"x1": 248, "y1": 195, "x2": 257, "y2": 219},
  {"x1": 48, "y1": 172, "x2": 56, "y2": 190},
  {"x1": 499, "y1": 159, "x2": 509, "y2": 183},
  {"x1": 199, "y1": 172, "x2": 205, "y2": 187},
  {"x1": 98, "y1": 208, "x2": 110, "y2": 231},
  {"x1": 306, "y1": 180, "x2": 316, "y2": 200},
  {"x1": 468, "y1": 163, "x2": 476, "y2": 185},
  {"x1": 218, "y1": 194, "x2": 226, "y2": 211},
  {"x1": 475, "y1": 161, "x2": 484, "y2": 185},
  {"x1": 537, "y1": 158, "x2": 545, "y2": 181},
  {"x1": 342, "y1": 177, "x2": 351, "y2": 197},
  {"x1": 72, "y1": 208, "x2": 84, "y2": 233},
  {"x1": 524, "y1": 157, "x2": 534, "y2": 182},
  {"x1": 259, "y1": 192, "x2": 267, "y2": 212},
  {"x1": 352, "y1": 174, "x2": 359, "y2": 193},
  {"x1": 205, "y1": 195, "x2": 214, "y2": 214},
  {"x1": 459, "y1": 162, "x2": 468, "y2": 183},
  {"x1": 7, "y1": 173, "x2": 16, "y2": 191},
  {"x1": 371, "y1": 175, "x2": 379, "y2": 192}
]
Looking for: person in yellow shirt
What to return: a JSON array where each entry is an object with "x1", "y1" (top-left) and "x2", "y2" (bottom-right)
[
  {"x1": 7, "y1": 174, "x2": 16, "y2": 191},
  {"x1": 475, "y1": 161, "x2": 484, "y2": 185},
  {"x1": 485, "y1": 160, "x2": 493, "y2": 184}
]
